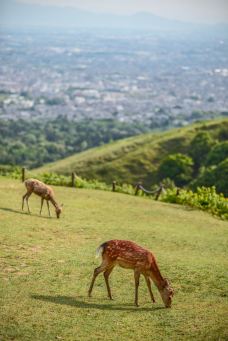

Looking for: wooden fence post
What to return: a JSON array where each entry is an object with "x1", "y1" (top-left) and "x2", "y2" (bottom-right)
[
  {"x1": 155, "y1": 183, "x2": 164, "y2": 201},
  {"x1": 135, "y1": 182, "x2": 142, "y2": 196},
  {"x1": 112, "y1": 181, "x2": 116, "y2": 192},
  {"x1": 71, "y1": 172, "x2": 76, "y2": 187},
  {"x1": 22, "y1": 167, "x2": 25, "y2": 182}
]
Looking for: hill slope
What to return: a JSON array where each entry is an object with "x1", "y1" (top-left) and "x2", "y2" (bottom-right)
[
  {"x1": 0, "y1": 177, "x2": 228, "y2": 341},
  {"x1": 35, "y1": 119, "x2": 228, "y2": 186}
]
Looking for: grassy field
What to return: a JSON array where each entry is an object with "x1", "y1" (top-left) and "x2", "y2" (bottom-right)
[
  {"x1": 35, "y1": 119, "x2": 228, "y2": 186},
  {"x1": 0, "y1": 177, "x2": 228, "y2": 341}
]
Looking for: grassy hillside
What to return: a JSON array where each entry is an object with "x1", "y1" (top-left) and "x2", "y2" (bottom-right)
[
  {"x1": 35, "y1": 119, "x2": 228, "y2": 186},
  {"x1": 0, "y1": 177, "x2": 228, "y2": 341}
]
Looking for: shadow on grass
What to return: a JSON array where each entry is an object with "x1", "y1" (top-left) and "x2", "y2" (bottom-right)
[
  {"x1": 0, "y1": 207, "x2": 53, "y2": 219},
  {"x1": 31, "y1": 294, "x2": 165, "y2": 312}
]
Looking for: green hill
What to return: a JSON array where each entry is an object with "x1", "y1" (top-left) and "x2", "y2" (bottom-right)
[
  {"x1": 35, "y1": 119, "x2": 228, "y2": 187},
  {"x1": 0, "y1": 177, "x2": 227, "y2": 341}
]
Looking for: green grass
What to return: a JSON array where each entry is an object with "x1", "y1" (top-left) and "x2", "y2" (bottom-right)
[
  {"x1": 0, "y1": 177, "x2": 228, "y2": 341},
  {"x1": 35, "y1": 119, "x2": 228, "y2": 186}
]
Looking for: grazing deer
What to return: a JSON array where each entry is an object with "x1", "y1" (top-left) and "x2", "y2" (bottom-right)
[
  {"x1": 88, "y1": 239, "x2": 174, "y2": 307},
  {"x1": 22, "y1": 178, "x2": 63, "y2": 218}
]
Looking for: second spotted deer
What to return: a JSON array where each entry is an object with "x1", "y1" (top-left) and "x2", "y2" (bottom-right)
[{"x1": 88, "y1": 239, "x2": 174, "y2": 307}]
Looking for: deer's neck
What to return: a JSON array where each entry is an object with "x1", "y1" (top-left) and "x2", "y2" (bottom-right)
[
  {"x1": 50, "y1": 197, "x2": 59, "y2": 209},
  {"x1": 150, "y1": 260, "x2": 166, "y2": 290}
]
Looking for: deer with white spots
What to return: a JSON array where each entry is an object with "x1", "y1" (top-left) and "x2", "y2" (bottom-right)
[
  {"x1": 88, "y1": 239, "x2": 174, "y2": 307},
  {"x1": 22, "y1": 178, "x2": 63, "y2": 218}
]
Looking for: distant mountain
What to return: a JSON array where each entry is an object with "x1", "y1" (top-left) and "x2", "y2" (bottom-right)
[{"x1": 0, "y1": 0, "x2": 199, "y2": 30}]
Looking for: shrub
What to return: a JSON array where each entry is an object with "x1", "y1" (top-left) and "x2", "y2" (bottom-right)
[
  {"x1": 0, "y1": 165, "x2": 21, "y2": 179},
  {"x1": 162, "y1": 186, "x2": 228, "y2": 219}
]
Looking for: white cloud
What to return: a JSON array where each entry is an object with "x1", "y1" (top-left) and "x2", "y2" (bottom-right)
[{"x1": 17, "y1": 0, "x2": 228, "y2": 23}]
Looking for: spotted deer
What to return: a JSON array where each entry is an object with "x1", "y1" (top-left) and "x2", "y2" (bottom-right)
[
  {"x1": 22, "y1": 178, "x2": 63, "y2": 218},
  {"x1": 88, "y1": 239, "x2": 174, "y2": 307}
]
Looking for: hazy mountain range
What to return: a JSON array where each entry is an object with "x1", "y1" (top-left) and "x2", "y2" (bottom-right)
[{"x1": 1, "y1": 0, "x2": 224, "y2": 30}]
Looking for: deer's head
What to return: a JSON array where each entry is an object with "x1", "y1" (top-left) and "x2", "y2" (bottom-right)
[
  {"x1": 159, "y1": 278, "x2": 174, "y2": 308},
  {"x1": 55, "y1": 204, "x2": 63, "y2": 219}
]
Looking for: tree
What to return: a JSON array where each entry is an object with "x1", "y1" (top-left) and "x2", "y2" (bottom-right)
[
  {"x1": 192, "y1": 158, "x2": 228, "y2": 196},
  {"x1": 158, "y1": 153, "x2": 193, "y2": 187},
  {"x1": 206, "y1": 141, "x2": 228, "y2": 166},
  {"x1": 189, "y1": 131, "x2": 215, "y2": 173},
  {"x1": 214, "y1": 158, "x2": 228, "y2": 196}
]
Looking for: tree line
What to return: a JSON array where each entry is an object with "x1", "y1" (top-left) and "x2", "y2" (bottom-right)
[{"x1": 0, "y1": 116, "x2": 148, "y2": 168}]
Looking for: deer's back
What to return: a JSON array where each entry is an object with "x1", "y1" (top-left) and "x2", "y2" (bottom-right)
[
  {"x1": 25, "y1": 178, "x2": 53, "y2": 199},
  {"x1": 102, "y1": 240, "x2": 154, "y2": 270}
]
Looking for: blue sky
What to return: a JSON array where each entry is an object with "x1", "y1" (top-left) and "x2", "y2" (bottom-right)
[{"x1": 16, "y1": 0, "x2": 228, "y2": 23}]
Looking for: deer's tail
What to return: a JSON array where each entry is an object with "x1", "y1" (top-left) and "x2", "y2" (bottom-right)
[{"x1": 95, "y1": 242, "x2": 107, "y2": 258}]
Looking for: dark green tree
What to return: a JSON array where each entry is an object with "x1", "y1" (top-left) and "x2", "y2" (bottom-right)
[
  {"x1": 192, "y1": 158, "x2": 228, "y2": 196},
  {"x1": 206, "y1": 141, "x2": 228, "y2": 166},
  {"x1": 158, "y1": 153, "x2": 193, "y2": 187},
  {"x1": 189, "y1": 131, "x2": 215, "y2": 173},
  {"x1": 214, "y1": 158, "x2": 228, "y2": 195}
]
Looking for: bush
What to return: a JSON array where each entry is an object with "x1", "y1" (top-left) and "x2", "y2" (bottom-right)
[
  {"x1": 39, "y1": 173, "x2": 71, "y2": 187},
  {"x1": 0, "y1": 165, "x2": 21, "y2": 179},
  {"x1": 162, "y1": 186, "x2": 228, "y2": 219}
]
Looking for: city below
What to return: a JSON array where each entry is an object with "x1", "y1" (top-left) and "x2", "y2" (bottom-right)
[{"x1": 0, "y1": 28, "x2": 228, "y2": 128}]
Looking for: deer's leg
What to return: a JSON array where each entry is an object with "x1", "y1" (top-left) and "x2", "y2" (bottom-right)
[
  {"x1": 88, "y1": 261, "x2": 108, "y2": 297},
  {"x1": 144, "y1": 276, "x2": 156, "y2": 303},
  {"x1": 23, "y1": 192, "x2": 32, "y2": 213},
  {"x1": 22, "y1": 193, "x2": 27, "y2": 211},
  {"x1": 104, "y1": 266, "x2": 115, "y2": 300},
  {"x1": 40, "y1": 198, "x2": 44, "y2": 215},
  {"x1": 26, "y1": 193, "x2": 32, "y2": 213},
  {"x1": 46, "y1": 200, "x2": 51, "y2": 217},
  {"x1": 134, "y1": 269, "x2": 140, "y2": 307}
]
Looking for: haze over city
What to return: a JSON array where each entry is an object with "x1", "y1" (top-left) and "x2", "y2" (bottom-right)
[{"x1": 1, "y1": 0, "x2": 228, "y2": 27}]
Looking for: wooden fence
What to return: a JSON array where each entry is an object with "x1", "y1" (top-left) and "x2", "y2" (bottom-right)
[
  {"x1": 112, "y1": 180, "x2": 165, "y2": 200},
  {"x1": 21, "y1": 167, "x2": 165, "y2": 200}
]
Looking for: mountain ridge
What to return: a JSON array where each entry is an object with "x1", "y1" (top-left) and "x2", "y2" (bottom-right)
[{"x1": 0, "y1": 0, "x2": 215, "y2": 29}]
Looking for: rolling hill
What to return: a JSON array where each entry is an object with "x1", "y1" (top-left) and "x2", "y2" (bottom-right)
[{"x1": 35, "y1": 119, "x2": 228, "y2": 187}]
